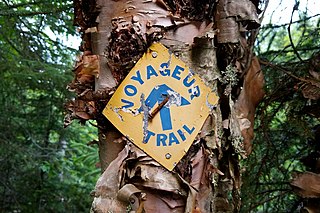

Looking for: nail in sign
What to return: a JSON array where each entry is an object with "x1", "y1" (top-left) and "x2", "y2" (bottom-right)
[{"x1": 103, "y1": 43, "x2": 218, "y2": 171}]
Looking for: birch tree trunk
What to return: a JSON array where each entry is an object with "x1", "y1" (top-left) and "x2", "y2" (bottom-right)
[{"x1": 68, "y1": 0, "x2": 265, "y2": 212}]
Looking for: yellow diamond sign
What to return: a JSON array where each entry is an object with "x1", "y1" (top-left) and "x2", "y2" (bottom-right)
[{"x1": 103, "y1": 43, "x2": 218, "y2": 171}]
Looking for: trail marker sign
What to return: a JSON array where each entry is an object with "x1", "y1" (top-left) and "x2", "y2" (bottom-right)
[{"x1": 103, "y1": 43, "x2": 218, "y2": 171}]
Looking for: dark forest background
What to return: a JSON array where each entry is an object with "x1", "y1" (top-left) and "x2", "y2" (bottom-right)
[{"x1": 0, "y1": 0, "x2": 319, "y2": 212}]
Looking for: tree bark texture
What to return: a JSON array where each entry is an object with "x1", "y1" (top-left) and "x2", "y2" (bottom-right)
[{"x1": 68, "y1": 0, "x2": 265, "y2": 212}]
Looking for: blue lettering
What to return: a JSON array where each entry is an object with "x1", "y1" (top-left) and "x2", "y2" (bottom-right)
[
  {"x1": 177, "y1": 129, "x2": 186, "y2": 141},
  {"x1": 168, "y1": 132, "x2": 180, "y2": 146},
  {"x1": 183, "y1": 75, "x2": 195, "y2": 87},
  {"x1": 121, "y1": 99, "x2": 134, "y2": 108},
  {"x1": 157, "y1": 134, "x2": 167, "y2": 146},
  {"x1": 124, "y1": 84, "x2": 137, "y2": 97},
  {"x1": 188, "y1": 86, "x2": 200, "y2": 100},
  {"x1": 131, "y1": 70, "x2": 144, "y2": 85},
  {"x1": 160, "y1": 107, "x2": 172, "y2": 131},
  {"x1": 172, "y1": 65, "x2": 184, "y2": 80},
  {"x1": 159, "y1": 63, "x2": 170, "y2": 76},
  {"x1": 144, "y1": 130, "x2": 155, "y2": 143},
  {"x1": 146, "y1": 65, "x2": 158, "y2": 80},
  {"x1": 183, "y1": 124, "x2": 195, "y2": 135}
]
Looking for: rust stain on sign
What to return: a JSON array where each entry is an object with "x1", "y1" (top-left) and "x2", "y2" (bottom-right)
[{"x1": 103, "y1": 43, "x2": 218, "y2": 170}]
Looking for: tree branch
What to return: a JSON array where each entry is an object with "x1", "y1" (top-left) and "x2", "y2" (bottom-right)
[
  {"x1": 1, "y1": 0, "x2": 72, "y2": 17},
  {"x1": 0, "y1": 7, "x2": 72, "y2": 17},
  {"x1": 259, "y1": 59, "x2": 310, "y2": 83},
  {"x1": 287, "y1": 2, "x2": 304, "y2": 62},
  {"x1": 261, "y1": 14, "x2": 320, "y2": 29}
]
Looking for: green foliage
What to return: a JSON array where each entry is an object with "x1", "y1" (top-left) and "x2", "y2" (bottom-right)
[
  {"x1": 0, "y1": 0, "x2": 99, "y2": 212},
  {"x1": 241, "y1": 7, "x2": 320, "y2": 213}
]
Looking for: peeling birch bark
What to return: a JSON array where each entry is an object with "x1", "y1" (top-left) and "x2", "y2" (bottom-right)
[{"x1": 69, "y1": 0, "x2": 265, "y2": 212}]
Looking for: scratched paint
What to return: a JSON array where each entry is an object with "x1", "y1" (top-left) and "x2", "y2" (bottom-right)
[
  {"x1": 140, "y1": 93, "x2": 150, "y2": 143},
  {"x1": 103, "y1": 43, "x2": 218, "y2": 170}
]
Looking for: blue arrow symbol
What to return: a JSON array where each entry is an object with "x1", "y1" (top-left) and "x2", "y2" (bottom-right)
[{"x1": 142, "y1": 84, "x2": 190, "y2": 131}]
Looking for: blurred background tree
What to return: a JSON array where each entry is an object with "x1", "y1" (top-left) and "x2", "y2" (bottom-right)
[
  {"x1": 241, "y1": 1, "x2": 320, "y2": 212},
  {"x1": 0, "y1": 0, "x2": 319, "y2": 212},
  {"x1": 0, "y1": 0, "x2": 99, "y2": 212}
]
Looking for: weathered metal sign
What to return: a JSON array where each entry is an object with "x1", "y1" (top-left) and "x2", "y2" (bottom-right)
[{"x1": 103, "y1": 43, "x2": 218, "y2": 170}]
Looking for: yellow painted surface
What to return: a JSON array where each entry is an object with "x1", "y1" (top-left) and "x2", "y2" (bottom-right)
[{"x1": 103, "y1": 43, "x2": 218, "y2": 171}]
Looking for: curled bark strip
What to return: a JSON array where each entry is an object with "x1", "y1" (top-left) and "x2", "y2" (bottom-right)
[
  {"x1": 215, "y1": 0, "x2": 260, "y2": 44},
  {"x1": 116, "y1": 144, "x2": 187, "y2": 212},
  {"x1": 64, "y1": 52, "x2": 113, "y2": 127},
  {"x1": 117, "y1": 184, "x2": 146, "y2": 211},
  {"x1": 215, "y1": 0, "x2": 260, "y2": 76},
  {"x1": 235, "y1": 56, "x2": 265, "y2": 155},
  {"x1": 91, "y1": 145, "x2": 130, "y2": 212},
  {"x1": 291, "y1": 172, "x2": 320, "y2": 198},
  {"x1": 78, "y1": 87, "x2": 116, "y2": 101},
  {"x1": 64, "y1": 99, "x2": 96, "y2": 127},
  {"x1": 67, "y1": 53, "x2": 99, "y2": 95},
  {"x1": 117, "y1": 184, "x2": 141, "y2": 203}
]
